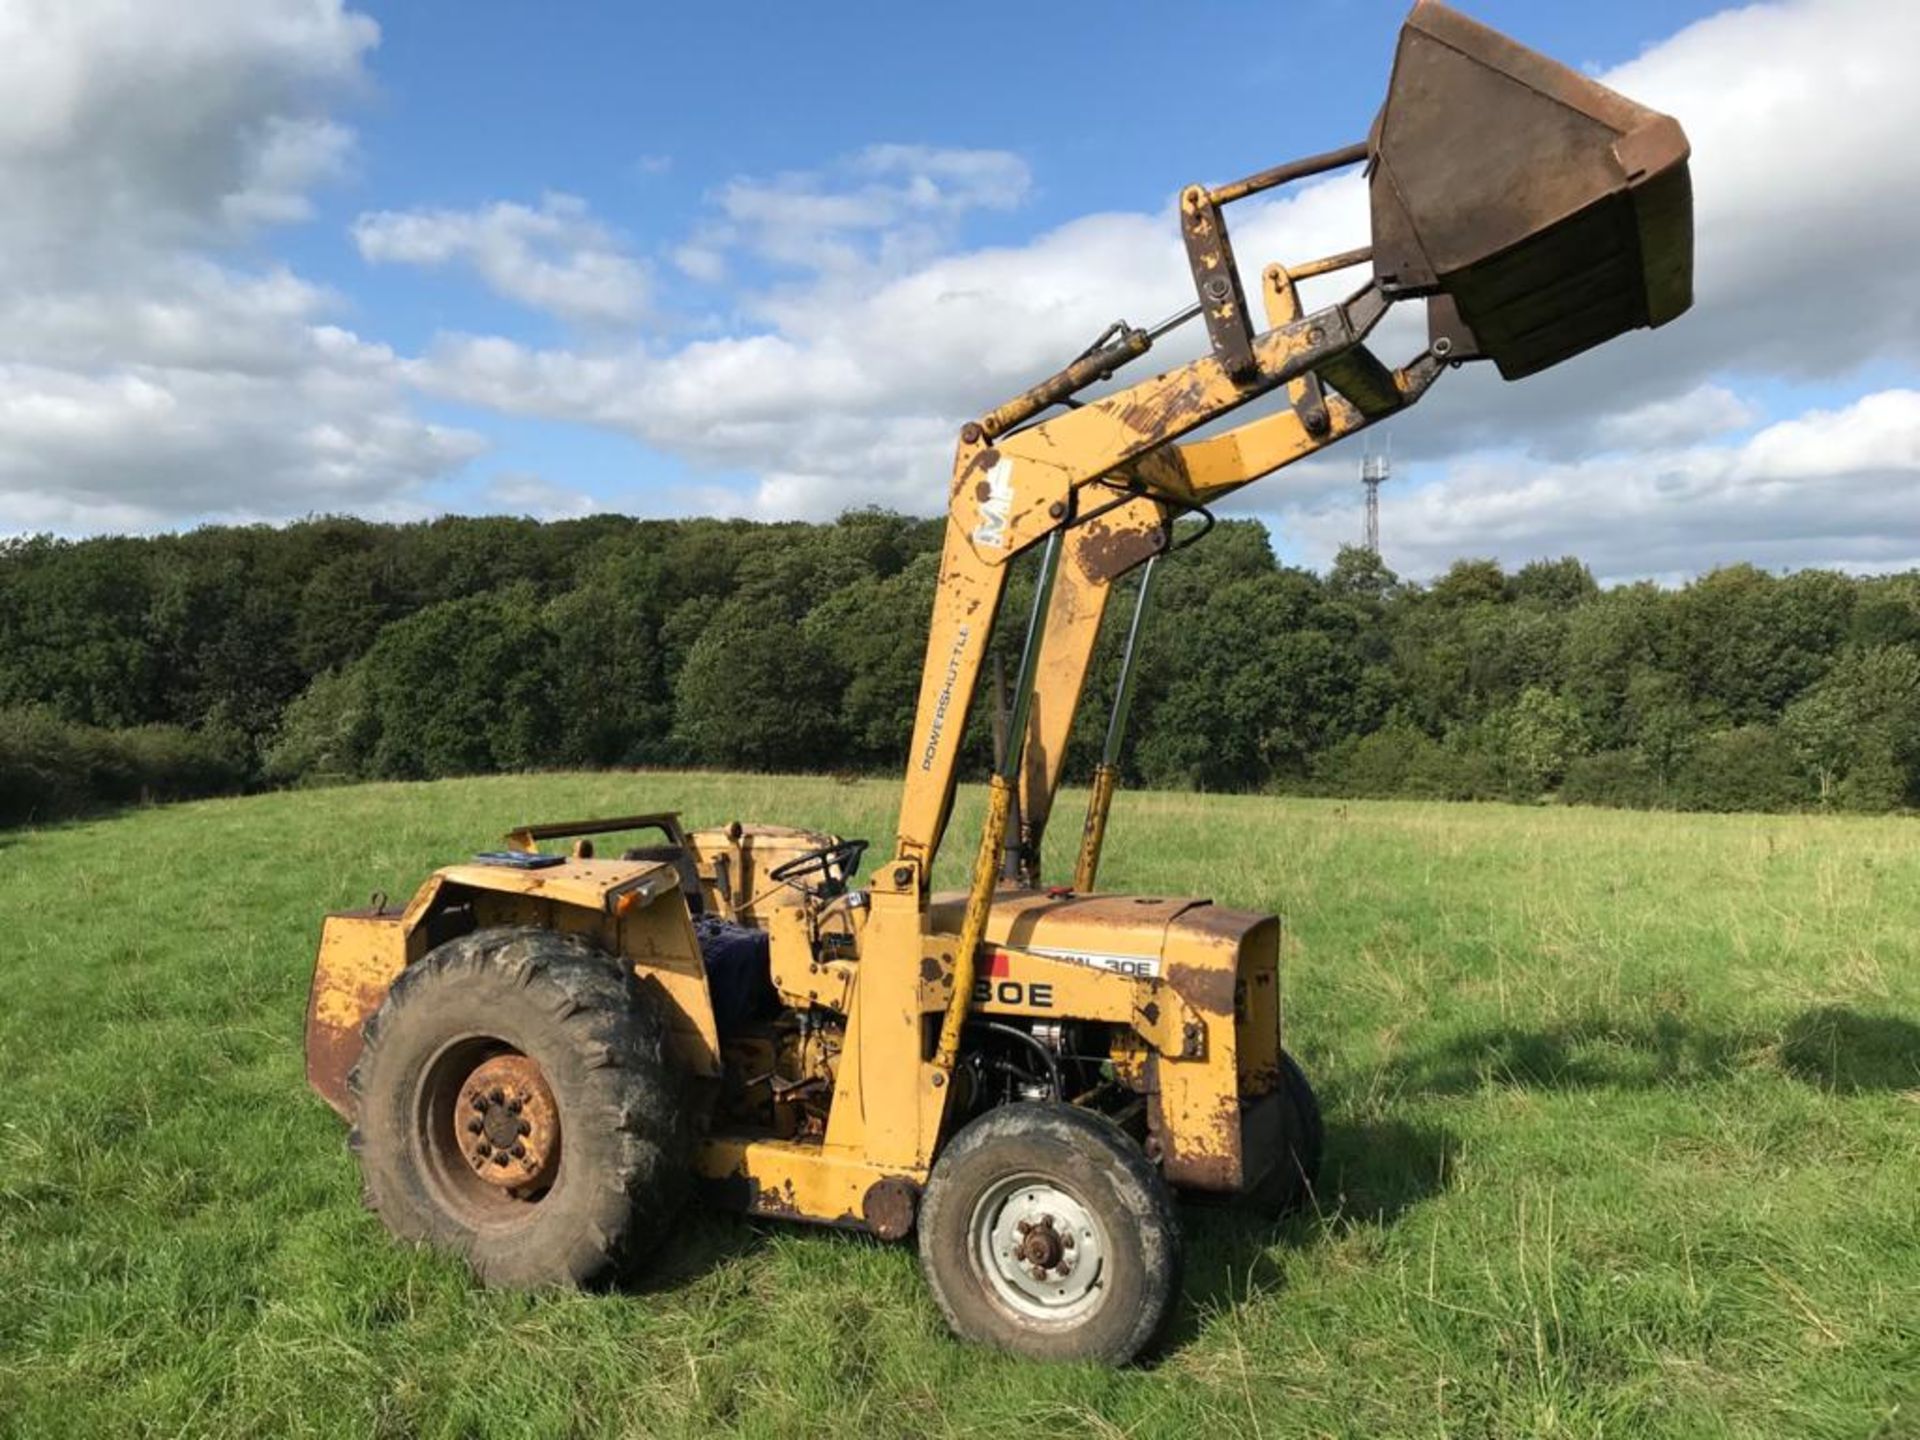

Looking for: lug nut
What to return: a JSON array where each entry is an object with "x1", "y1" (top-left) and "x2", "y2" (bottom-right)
[
  {"x1": 489, "y1": 1088, "x2": 506, "y2": 1105},
  {"x1": 470, "y1": 1095, "x2": 486, "y2": 1112},
  {"x1": 477, "y1": 1142, "x2": 492, "y2": 1158},
  {"x1": 1016, "y1": 1220, "x2": 1032, "y2": 1236},
  {"x1": 1062, "y1": 1234, "x2": 1074, "y2": 1250},
  {"x1": 518, "y1": 1119, "x2": 531, "y2": 1136},
  {"x1": 465, "y1": 1118, "x2": 483, "y2": 1134},
  {"x1": 507, "y1": 1098, "x2": 523, "y2": 1114},
  {"x1": 511, "y1": 1143, "x2": 527, "y2": 1159},
  {"x1": 1029, "y1": 1265, "x2": 1049, "y2": 1282},
  {"x1": 492, "y1": 1152, "x2": 510, "y2": 1167}
]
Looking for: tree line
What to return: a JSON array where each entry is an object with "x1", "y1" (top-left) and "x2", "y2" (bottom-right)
[{"x1": 4, "y1": 510, "x2": 1919, "y2": 826}]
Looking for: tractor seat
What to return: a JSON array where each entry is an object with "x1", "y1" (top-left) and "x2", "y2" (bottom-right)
[
  {"x1": 620, "y1": 842, "x2": 778, "y2": 1031},
  {"x1": 691, "y1": 913, "x2": 781, "y2": 1033}
]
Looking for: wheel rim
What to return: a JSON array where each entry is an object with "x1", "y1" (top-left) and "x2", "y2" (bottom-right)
[
  {"x1": 415, "y1": 1037, "x2": 563, "y2": 1225},
  {"x1": 456, "y1": 1053, "x2": 561, "y2": 1190},
  {"x1": 970, "y1": 1173, "x2": 1107, "y2": 1324}
]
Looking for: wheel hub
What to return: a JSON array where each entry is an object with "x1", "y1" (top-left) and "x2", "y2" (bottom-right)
[
  {"x1": 1016, "y1": 1216, "x2": 1067, "y2": 1271},
  {"x1": 975, "y1": 1177, "x2": 1104, "y2": 1321},
  {"x1": 455, "y1": 1053, "x2": 559, "y2": 1191}
]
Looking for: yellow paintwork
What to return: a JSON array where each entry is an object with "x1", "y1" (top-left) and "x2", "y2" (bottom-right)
[
  {"x1": 685, "y1": 823, "x2": 836, "y2": 924},
  {"x1": 305, "y1": 854, "x2": 725, "y2": 1116},
  {"x1": 1016, "y1": 491, "x2": 1167, "y2": 876},
  {"x1": 312, "y1": 141, "x2": 1430, "y2": 1228},
  {"x1": 307, "y1": 191, "x2": 1388, "y2": 1217},
  {"x1": 695, "y1": 1135, "x2": 916, "y2": 1226},
  {"x1": 1074, "y1": 763, "x2": 1118, "y2": 893}
]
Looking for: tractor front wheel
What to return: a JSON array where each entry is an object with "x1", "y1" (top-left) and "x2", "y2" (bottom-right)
[
  {"x1": 1246, "y1": 1049, "x2": 1325, "y2": 1217},
  {"x1": 347, "y1": 926, "x2": 688, "y2": 1288},
  {"x1": 917, "y1": 1104, "x2": 1182, "y2": 1365}
]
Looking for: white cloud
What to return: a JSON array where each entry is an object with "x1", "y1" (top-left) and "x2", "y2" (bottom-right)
[
  {"x1": 477, "y1": 470, "x2": 600, "y2": 520},
  {"x1": 402, "y1": 0, "x2": 1919, "y2": 565},
  {"x1": 0, "y1": 0, "x2": 376, "y2": 260},
  {"x1": 9, "y1": 0, "x2": 1918, "y2": 575},
  {"x1": 672, "y1": 243, "x2": 729, "y2": 284},
  {"x1": 0, "y1": 0, "x2": 481, "y2": 536},
  {"x1": 1280, "y1": 388, "x2": 1920, "y2": 581},
  {"x1": 711, "y1": 143, "x2": 1033, "y2": 274},
  {"x1": 0, "y1": 346, "x2": 480, "y2": 531},
  {"x1": 353, "y1": 193, "x2": 651, "y2": 325},
  {"x1": 1590, "y1": 384, "x2": 1761, "y2": 452}
]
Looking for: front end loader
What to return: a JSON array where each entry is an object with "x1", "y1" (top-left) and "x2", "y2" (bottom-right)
[{"x1": 305, "y1": 2, "x2": 1692, "y2": 1363}]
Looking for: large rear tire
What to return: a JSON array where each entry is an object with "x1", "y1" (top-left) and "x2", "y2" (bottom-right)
[
  {"x1": 347, "y1": 926, "x2": 688, "y2": 1288},
  {"x1": 918, "y1": 1104, "x2": 1182, "y2": 1365}
]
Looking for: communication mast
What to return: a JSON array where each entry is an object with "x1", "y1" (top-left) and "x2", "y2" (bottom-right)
[{"x1": 1360, "y1": 442, "x2": 1390, "y2": 555}]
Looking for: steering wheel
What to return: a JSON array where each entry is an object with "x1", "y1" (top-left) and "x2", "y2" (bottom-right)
[{"x1": 767, "y1": 838, "x2": 870, "y2": 899}]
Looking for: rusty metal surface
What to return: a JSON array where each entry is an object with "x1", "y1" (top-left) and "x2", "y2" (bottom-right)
[
  {"x1": 861, "y1": 1177, "x2": 920, "y2": 1241},
  {"x1": 455, "y1": 1053, "x2": 560, "y2": 1192},
  {"x1": 1207, "y1": 139, "x2": 1370, "y2": 207},
  {"x1": 926, "y1": 888, "x2": 1205, "y2": 962},
  {"x1": 435, "y1": 856, "x2": 675, "y2": 917},
  {"x1": 1369, "y1": 0, "x2": 1692, "y2": 378},
  {"x1": 1181, "y1": 181, "x2": 1256, "y2": 378},
  {"x1": 977, "y1": 329, "x2": 1150, "y2": 440},
  {"x1": 1146, "y1": 903, "x2": 1279, "y2": 1193},
  {"x1": 304, "y1": 910, "x2": 409, "y2": 1116}
]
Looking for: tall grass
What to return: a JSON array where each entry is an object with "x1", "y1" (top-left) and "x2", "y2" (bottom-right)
[{"x1": 0, "y1": 773, "x2": 1914, "y2": 1438}]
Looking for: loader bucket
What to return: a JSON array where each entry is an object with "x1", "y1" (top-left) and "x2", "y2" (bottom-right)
[{"x1": 1368, "y1": 0, "x2": 1693, "y2": 379}]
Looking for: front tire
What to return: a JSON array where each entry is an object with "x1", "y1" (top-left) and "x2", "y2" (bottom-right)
[
  {"x1": 918, "y1": 1104, "x2": 1182, "y2": 1365},
  {"x1": 347, "y1": 926, "x2": 688, "y2": 1288},
  {"x1": 1246, "y1": 1049, "x2": 1325, "y2": 1217}
]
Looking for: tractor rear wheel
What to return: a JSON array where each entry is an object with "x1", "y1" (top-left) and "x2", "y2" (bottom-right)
[
  {"x1": 917, "y1": 1104, "x2": 1181, "y2": 1365},
  {"x1": 347, "y1": 926, "x2": 687, "y2": 1288}
]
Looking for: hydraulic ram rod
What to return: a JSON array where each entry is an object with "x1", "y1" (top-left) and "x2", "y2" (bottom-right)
[
  {"x1": 936, "y1": 532, "x2": 1064, "y2": 1072},
  {"x1": 1207, "y1": 140, "x2": 1370, "y2": 206},
  {"x1": 1074, "y1": 556, "x2": 1157, "y2": 893}
]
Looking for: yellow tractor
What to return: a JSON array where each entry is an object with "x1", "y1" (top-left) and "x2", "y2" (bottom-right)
[{"x1": 304, "y1": 2, "x2": 1692, "y2": 1363}]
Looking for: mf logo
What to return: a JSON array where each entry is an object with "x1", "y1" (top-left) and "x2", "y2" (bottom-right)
[{"x1": 971, "y1": 455, "x2": 1015, "y2": 550}]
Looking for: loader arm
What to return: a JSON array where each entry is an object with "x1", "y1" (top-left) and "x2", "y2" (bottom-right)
[
  {"x1": 892, "y1": 276, "x2": 1424, "y2": 877},
  {"x1": 868, "y1": 0, "x2": 1692, "y2": 1094},
  {"x1": 1016, "y1": 258, "x2": 1441, "y2": 882},
  {"x1": 870, "y1": 275, "x2": 1449, "y2": 1078}
]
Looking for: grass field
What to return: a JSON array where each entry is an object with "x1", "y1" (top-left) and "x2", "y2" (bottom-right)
[{"x1": 1, "y1": 773, "x2": 1916, "y2": 1439}]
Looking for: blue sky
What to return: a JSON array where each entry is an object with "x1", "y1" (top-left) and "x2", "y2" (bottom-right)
[
  {"x1": 315, "y1": 0, "x2": 1733, "y2": 518},
  {"x1": 1, "y1": 0, "x2": 1916, "y2": 581}
]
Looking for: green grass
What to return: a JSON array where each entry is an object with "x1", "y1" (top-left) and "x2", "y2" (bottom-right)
[{"x1": 2, "y1": 773, "x2": 1917, "y2": 1439}]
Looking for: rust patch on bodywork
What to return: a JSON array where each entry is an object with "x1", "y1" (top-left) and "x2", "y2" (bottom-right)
[
  {"x1": 759, "y1": 1179, "x2": 804, "y2": 1218},
  {"x1": 305, "y1": 909, "x2": 409, "y2": 1116},
  {"x1": 1116, "y1": 368, "x2": 1212, "y2": 438},
  {"x1": 1069, "y1": 498, "x2": 1166, "y2": 585},
  {"x1": 1148, "y1": 1055, "x2": 1246, "y2": 1192},
  {"x1": 1166, "y1": 960, "x2": 1237, "y2": 1017}
]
